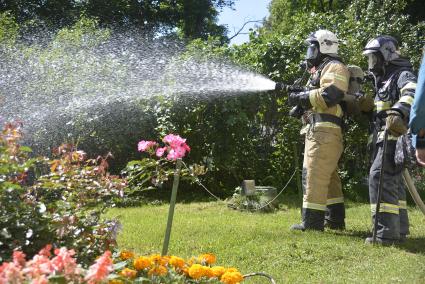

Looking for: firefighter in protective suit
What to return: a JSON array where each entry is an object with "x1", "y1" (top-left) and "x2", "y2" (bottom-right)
[
  {"x1": 362, "y1": 36, "x2": 416, "y2": 244},
  {"x1": 288, "y1": 30, "x2": 350, "y2": 231}
]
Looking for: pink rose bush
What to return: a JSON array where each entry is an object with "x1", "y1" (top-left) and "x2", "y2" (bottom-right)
[
  {"x1": 137, "y1": 140, "x2": 157, "y2": 152},
  {"x1": 123, "y1": 133, "x2": 205, "y2": 196},
  {"x1": 0, "y1": 246, "x2": 112, "y2": 284},
  {"x1": 137, "y1": 134, "x2": 191, "y2": 161}
]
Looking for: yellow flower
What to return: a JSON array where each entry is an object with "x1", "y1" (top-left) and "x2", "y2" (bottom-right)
[
  {"x1": 134, "y1": 256, "x2": 152, "y2": 271},
  {"x1": 108, "y1": 280, "x2": 124, "y2": 284},
  {"x1": 189, "y1": 264, "x2": 215, "y2": 279},
  {"x1": 202, "y1": 266, "x2": 215, "y2": 278},
  {"x1": 149, "y1": 254, "x2": 169, "y2": 266},
  {"x1": 148, "y1": 265, "x2": 168, "y2": 277},
  {"x1": 188, "y1": 264, "x2": 204, "y2": 279},
  {"x1": 211, "y1": 266, "x2": 226, "y2": 278},
  {"x1": 120, "y1": 268, "x2": 137, "y2": 279},
  {"x1": 169, "y1": 256, "x2": 186, "y2": 270},
  {"x1": 220, "y1": 271, "x2": 244, "y2": 284},
  {"x1": 119, "y1": 250, "x2": 135, "y2": 260},
  {"x1": 200, "y1": 253, "x2": 216, "y2": 265}
]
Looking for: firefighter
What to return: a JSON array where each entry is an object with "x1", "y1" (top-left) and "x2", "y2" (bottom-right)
[
  {"x1": 288, "y1": 30, "x2": 350, "y2": 231},
  {"x1": 362, "y1": 35, "x2": 417, "y2": 244}
]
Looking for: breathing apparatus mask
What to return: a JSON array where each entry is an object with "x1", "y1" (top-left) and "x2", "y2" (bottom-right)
[
  {"x1": 305, "y1": 42, "x2": 321, "y2": 68},
  {"x1": 366, "y1": 52, "x2": 385, "y2": 76}
]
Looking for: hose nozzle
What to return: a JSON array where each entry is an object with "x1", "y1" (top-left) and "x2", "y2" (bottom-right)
[{"x1": 274, "y1": 82, "x2": 288, "y2": 91}]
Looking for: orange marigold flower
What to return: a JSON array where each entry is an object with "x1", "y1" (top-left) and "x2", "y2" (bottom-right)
[
  {"x1": 119, "y1": 268, "x2": 137, "y2": 279},
  {"x1": 169, "y1": 256, "x2": 186, "y2": 270},
  {"x1": 189, "y1": 264, "x2": 215, "y2": 279},
  {"x1": 202, "y1": 266, "x2": 215, "y2": 278},
  {"x1": 161, "y1": 255, "x2": 170, "y2": 266},
  {"x1": 134, "y1": 256, "x2": 152, "y2": 271},
  {"x1": 211, "y1": 266, "x2": 226, "y2": 278},
  {"x1": 188, "y1": 264, "x2": 204, "y2": 279},
  {"x1": 200, "y1": 253, "x2": 216, "y2": 265},
  {"x1": 149, "y1": 254, "x2": 169, "y2": 266},
  {"x1": 119, "y1": 250, "x2": 135, "y2": 260},
  {"x1": 148, "y1": 265, "x2": 168, "y2": 277},
  {"x1": 221, "y1": 271, "x2": 244, "y2": 284}
]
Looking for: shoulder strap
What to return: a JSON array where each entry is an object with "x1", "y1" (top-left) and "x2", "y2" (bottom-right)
[{"x1": 389, "y1": 67, "x2": 412, "y2": 102}]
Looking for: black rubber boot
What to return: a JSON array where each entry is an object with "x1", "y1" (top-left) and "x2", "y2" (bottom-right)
[
  {"x1": 290, "y1": 208, "x2": 325, "y2": 231},
  {"x1": 324, "y1": 220, "x2": 345, "y2": 230},
  {"x1": 325, "y1": 203, "x2": 345, "y2": 230}
]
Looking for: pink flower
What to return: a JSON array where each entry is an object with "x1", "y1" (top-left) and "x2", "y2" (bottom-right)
[
  {"x1": 51, "y1": 247, "x2": 78, "y2": 276},
  {"x1": 13, "y1": 251, "x2": 26, "y2": 268},
  {"x1": 156, "y1": 147, "x2": 167, "y2": 157},
  {"x1": 163, "y1": 134, "x2": 186, "y2": 148},
  {"x1": 38, "y1": 245, "x2": 52, "y2": 258},
  {"x1": 23, "y1": 254, "x2": 54, "y2": 279},
  {"x1": 84, "y1": 251, "x2": 113, "y2": 284},
  {"x1": 183, "y1": 143, "x2": 191, "y2": 152},
  {"x1": 137, "y1": 140, "x2": 157, "y2": 152},
  {"x1": 163, "y1": 134, "x2": 190, "y2": 160},
  {"x1": 0, "y1": 262, "x2": 24, "y2": 284},
  {"x1": 166, "y1": 149, "x2": 179, "y2": 161}
]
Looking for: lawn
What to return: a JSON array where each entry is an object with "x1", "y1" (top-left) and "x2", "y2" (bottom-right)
[{"x1": 106, "y1": 200, "x2": 425, "y2": 283}]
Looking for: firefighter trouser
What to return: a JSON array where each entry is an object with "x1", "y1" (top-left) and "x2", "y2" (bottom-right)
[
  {"x1": 301, "y1": 126, "x2": 344, "y2": 230},
  {"x1": 369, "y1": 140, "x2": 409, "y2": 240}
]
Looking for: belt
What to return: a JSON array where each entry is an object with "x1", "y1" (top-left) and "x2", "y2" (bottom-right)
[{"x1": 309, "y1": 113, "x2": 343, "y2": 127}]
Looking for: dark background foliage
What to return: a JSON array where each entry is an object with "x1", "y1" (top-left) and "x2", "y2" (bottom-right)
[{"x1": 0, "y1": 0, "x2": 424, "y2": 203}]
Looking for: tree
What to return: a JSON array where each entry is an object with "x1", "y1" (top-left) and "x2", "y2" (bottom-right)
[{"x1": 0, "y1": 0, "x2": 235, "y2": 39}]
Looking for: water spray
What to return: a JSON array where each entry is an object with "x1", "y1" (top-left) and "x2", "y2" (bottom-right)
[{"x1": 0, "y1": 31, "x2": 278, "y2": 153}]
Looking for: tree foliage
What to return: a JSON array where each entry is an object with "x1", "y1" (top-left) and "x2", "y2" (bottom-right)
[
  {"x1": 0, "y1": 0, "x2": 234, "y2": 39},
  {"x1": 0, "y1": 0, "x2": 424, "y2": 202},
  {"x1": 176, "y1": 0, "x2": 425, "y2": 199}
]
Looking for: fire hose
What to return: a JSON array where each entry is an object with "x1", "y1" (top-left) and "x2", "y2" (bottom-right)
[
  {"x1": 243, "y1": 272, "x2": 276, "y2": 283},
  {"x1": 402, "y1": 169, "x2": 425, "y2": 215}
]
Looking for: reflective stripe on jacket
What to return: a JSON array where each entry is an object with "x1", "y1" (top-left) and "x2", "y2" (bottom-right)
[{"x1": 308, "y1": 60, "x2": 350, "y2": 124}]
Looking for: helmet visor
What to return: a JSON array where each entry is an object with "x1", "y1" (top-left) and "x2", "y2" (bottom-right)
[
  {"x1": 306, "y1": 43, "x2": 319, "y2": 60},
  {"x1": 367, "y1": 53, "x2": 378, "y2": 70}
]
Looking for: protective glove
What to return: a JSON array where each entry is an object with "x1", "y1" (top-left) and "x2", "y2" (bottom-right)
[
  {"x1": 358, "y1": 92, "x2": 374, "y2": 113},
  {"x1": 385, "y1": 110, "x2": 407, "y2": 137},
  {"x1": 288, "y1": 91, "x2": 311, "y2": 108}
]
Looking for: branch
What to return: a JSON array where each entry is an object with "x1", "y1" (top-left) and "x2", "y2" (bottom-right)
[{"x1": 228, "y1": 20, "x2": 263, "y2": 41}]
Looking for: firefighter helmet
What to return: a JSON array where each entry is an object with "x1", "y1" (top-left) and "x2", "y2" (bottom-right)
[
  {"x1": 305, "y1": 29, "x2": 339, "y2": 56},
  {"x1": 362, "y1": 35, "x2": 400, "y2": 62}
]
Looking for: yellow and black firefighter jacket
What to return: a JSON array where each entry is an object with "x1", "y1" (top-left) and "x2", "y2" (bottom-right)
[{"x1": 296, "y1": 56, "x2": 350, "y2": 224}]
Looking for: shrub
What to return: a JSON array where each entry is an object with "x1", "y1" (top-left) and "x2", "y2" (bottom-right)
[
  {"x1": 0, "y1": 122, "x2": 54, "y2": 262},
  {"x1": 0, "y1": 122, "x2": 124, "y2": 265}
]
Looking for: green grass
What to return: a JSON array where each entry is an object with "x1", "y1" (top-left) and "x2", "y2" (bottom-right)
[{"x1": 105, "y1": 200, "x2": 425, "y2": 283}]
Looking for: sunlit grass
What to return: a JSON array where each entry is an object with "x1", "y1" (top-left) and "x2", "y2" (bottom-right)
[{"x1": 106, "y1": 201, "x2": 425, "y2": 283}]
